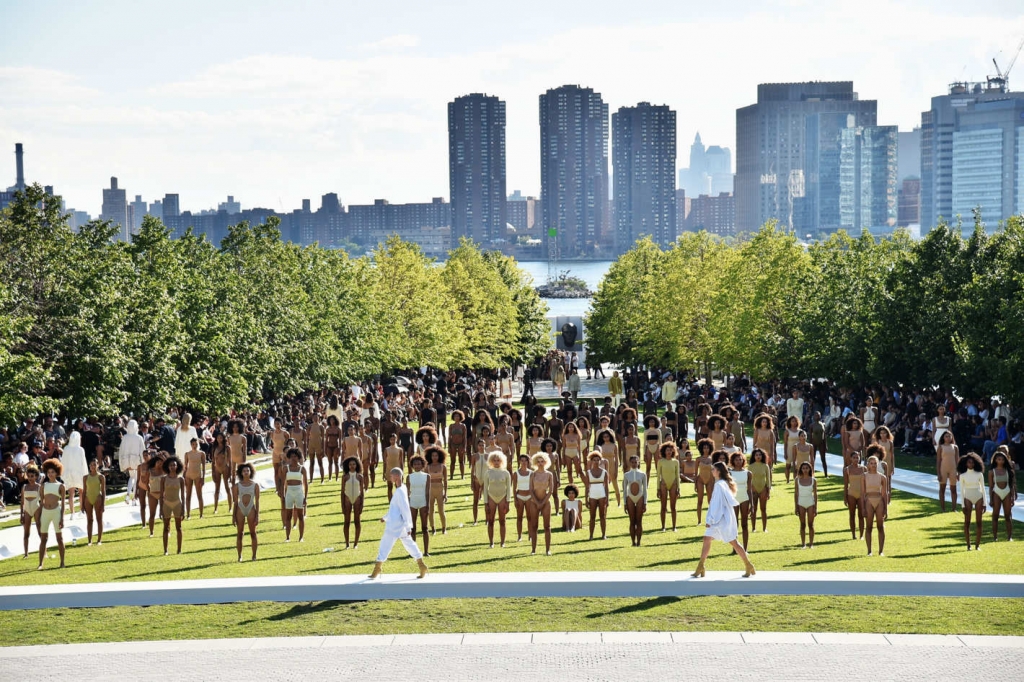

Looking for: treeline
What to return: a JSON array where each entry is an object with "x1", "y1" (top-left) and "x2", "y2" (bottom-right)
[
  {"x1": 585, "y1": 216, "x2": 1024, "y2": 405},
  {"x1": 0, "y1": 185, "x2": 549, "y2": 424}
]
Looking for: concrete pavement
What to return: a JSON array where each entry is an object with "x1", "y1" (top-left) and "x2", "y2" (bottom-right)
[{"x1": 1, "y1": 633, "x2": 1022, "y2": 681}]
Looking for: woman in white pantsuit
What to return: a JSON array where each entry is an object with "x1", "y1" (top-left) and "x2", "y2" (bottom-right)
[{"x1": 370, "y1": 468, "x2": 429, "y2": 579}]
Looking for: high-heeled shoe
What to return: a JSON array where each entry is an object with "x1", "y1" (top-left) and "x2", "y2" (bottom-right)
[
  {"x1": 742, "y1": 559, "x2": 756, "y2": 578},
  {"x1": 368, "y1": 561, "x2": 383, "y2": 579},
  {"x1": 691, "y1": 559, "x2": 706, "y2": 578}
]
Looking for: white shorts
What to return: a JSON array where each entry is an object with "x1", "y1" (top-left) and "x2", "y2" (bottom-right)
[
  {"x1": 40, "y1": 507, "x2": 61, "y2": 535},
  {"x1": 284, "y1": 485, "x2": 305, "y2": 510}
]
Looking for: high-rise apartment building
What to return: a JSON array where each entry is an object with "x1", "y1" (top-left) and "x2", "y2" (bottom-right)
[
  {"x1": 675, "y1": 188, "x2": 690, "y2": 234},
  {"x1": 735, "y1": 82, "x2": 877, "y2": 234},
  {"x1": 920, "y1": 81, "x2": 1024, "y2": 233},
  {"x1": 448, "y1": 93, "x2": 507, "y2": 249},
  {"x1": 507, "y1": 191, "x2": 541, "y2": 237},
  {"x1": 612, "y1": 102, "x2": 677, "y2": 252},
  {"x1": 539, "y1": 84, "x2": 609, "y2": 259},
  {"x1": 162, "y1": 193, "x2": 180, "y2": 219},
  {"x1": 100, "y1": 177, "x2": 128, "y2": 236},
  {"x1": 684, "y1": 192, "x2": 735, "y2": 236}
]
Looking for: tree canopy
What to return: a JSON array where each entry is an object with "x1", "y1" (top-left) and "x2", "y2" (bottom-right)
[
  {"x1": 585, "y1": 216, "x2": 1024, "y2": 404},
  {"x1": 0, "y1": 185, "x2": 549, "y2": 423}
]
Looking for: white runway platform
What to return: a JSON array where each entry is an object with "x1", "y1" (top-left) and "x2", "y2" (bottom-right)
[{"x1": 1, "y1": 570, "x2": 1021, "y2": 610}]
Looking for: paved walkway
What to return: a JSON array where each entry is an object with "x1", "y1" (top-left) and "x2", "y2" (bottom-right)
[
  {"x1": 3, "y1": 570, "x2": 1021, "y2": 610},
  {"x1": 1, "y1": 633, "x2": 1021, "y2": 681}
]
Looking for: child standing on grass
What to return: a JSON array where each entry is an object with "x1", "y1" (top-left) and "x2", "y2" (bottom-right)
[{"x1": 561, "y1": 485, "x2": 582, "y2": 532}]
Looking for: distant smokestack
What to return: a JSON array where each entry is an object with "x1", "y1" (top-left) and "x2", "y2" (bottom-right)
[{"x1": 15, "y1": 143, "x2": 25, "y2": 190}]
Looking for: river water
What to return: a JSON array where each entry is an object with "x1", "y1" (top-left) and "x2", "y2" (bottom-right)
[{"x1": 518, "y1": 261, "x2": 613, "y2": 318}]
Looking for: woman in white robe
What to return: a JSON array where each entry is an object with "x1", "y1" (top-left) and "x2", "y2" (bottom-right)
[{"x1": 690, "y1": 462, "x2": 756, "y2": 578}]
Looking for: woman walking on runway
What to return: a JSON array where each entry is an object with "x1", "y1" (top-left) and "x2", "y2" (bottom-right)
[
  {"x1": 691, "y1": 462, "x2": 756, "y2": 578},
  {"x1": 369, "y1": 467, "x2": 429, "y2": 580}
]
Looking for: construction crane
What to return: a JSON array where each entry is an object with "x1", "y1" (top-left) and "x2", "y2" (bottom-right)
[{"x1": 990, "y1": 35, "x2": 1024, "y2": 91}]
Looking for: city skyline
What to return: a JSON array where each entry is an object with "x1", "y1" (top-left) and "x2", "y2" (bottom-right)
[{"x1": 2, "y1": 1, "x2": 1023, "y2": 216}]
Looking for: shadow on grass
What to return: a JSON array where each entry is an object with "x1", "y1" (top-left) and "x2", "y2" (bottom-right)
[
  {"x1": 238, "y1": 599, "x2": 368, "y2": 625},
  {"x1": 585, "y1": 595, "x2": 685, "y2": 618}
]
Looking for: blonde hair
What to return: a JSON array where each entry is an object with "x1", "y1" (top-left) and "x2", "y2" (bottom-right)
[
  {"x1": 531, "y1": 452, "x2": 550, "y2": 469},
  {"x1": 180, "y1": 412, "x2": 192, "y2": 430},
  {"x1": 488, "y1": 451, "x2": 507, "y2": 469}
]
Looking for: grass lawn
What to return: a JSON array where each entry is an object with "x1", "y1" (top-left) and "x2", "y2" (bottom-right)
[
  {"x1": 7, "y1": 595, "x2": 1024, "y2": 646},
  {"x1": 3, "y1": 410, "x2": 1019, "y2": 644},
  {"x1": 4, "y1": 459, "x2": 1022, "y2": 587}
]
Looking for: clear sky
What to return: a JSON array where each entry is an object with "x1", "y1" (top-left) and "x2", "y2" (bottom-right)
[{"x1": 2, "y1": 0, "x2": 1023, "y2": 215}]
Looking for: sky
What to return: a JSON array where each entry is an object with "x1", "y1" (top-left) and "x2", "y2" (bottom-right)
[{"x1": 2, "y1": 0, "x2": 1023, "y2": 216}]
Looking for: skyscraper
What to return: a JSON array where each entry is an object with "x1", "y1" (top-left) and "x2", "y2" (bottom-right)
[
  {"x1": 898, "y1": 177, "x2": 921, "y2": 228},
  {"x1": 130, "y1": 194, "x2": 147, "y2": 233},
  {"x1": 100, "y1": 177, "x2": 128, "y2": 236},
  {"x1": 920, "y1": 81, "x2": 1024, "y2": 232},
  {"x1": 163, "y1": 193, "x2": 180, "y2": 219},
  {"x1": 704, "y1": 146, "x2": 733, "y2": 195},
  {"x1": 539, "y1": 85, "x2": 609, "y2": 259},
  {"x1": 801, "y1": 114, "x2": 897, "y2": 234},
  {"x1": 839, "y1": 124, "x2": 898, "y2": 232},
  {"x1": 678, "y1": 134, "x2": 733, "y2": 196},
  {"x1": 612, "y1": 102, "x2": 677, "y2": 252},
  {"x1": 735, "y1": 82, "x2": 877, "y2": 234},
  {"x1": 448, "y1": 93, "x2": 507, "y2": 248}
]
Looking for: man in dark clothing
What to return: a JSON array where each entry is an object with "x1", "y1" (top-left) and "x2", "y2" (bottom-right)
[
  {"x1": 420, "y1": 399, "x2": 437, "y2": 429},
  {"x1": 153, "y1": 418, "x2": 176, "y2": 454},
  {"x1": 81, "y1": 423, "x2": 101, "y2": 464},
  {"x1": 521, "y1": 367, "x2": 534, "y2": 402}
]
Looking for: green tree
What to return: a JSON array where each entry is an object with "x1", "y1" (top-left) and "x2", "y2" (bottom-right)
[
  {"x1": 585, "y1": 237, "x2": 664, "y2": 365},
  {"x1": 0, "y1": 281, "x2": 51, "y2": 424},
  {"x1": 645, "y1": 231, "x2": 737, "y2": 375},
  {"x1": 372, "y1": 237, "x2": 465, "y2": 370},
  {"x1": 871, "y1": 222, "x2": 971, "y2": 388},
  {"x1": 798, "y1": 229, "x2": 913, "y2": 385},
  {"x1": 442, "y1": 239, "x2": 518, "y2": 368},
  {"x1": 0, "y1": 185, "x2": 131, "y2": 416},
  {"x1": 481, "y1": 250, "x2": 550, "y2": 364},
  {"x1": 717, "y1": 222, "x2": 814, "y2": 381}
]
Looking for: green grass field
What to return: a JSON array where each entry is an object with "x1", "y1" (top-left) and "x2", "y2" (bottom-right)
[
  {"x1": 4, "y1": 459, "x2": 1021, "y2": 587},
  {"x1": 3, "y1": 411, "x2": 1020, "y2": 645},
  {"x1": 7, "y1": 595, "x2": 1023, "y2": 646}
]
